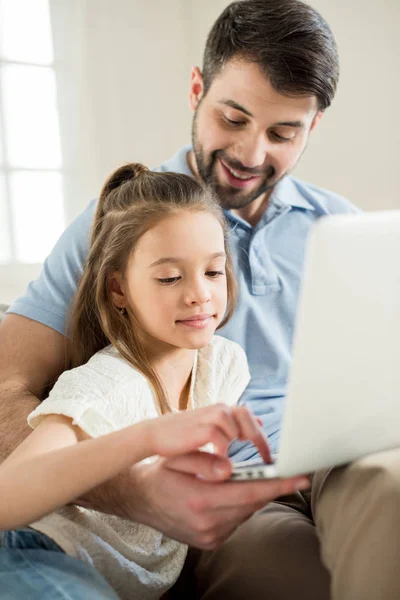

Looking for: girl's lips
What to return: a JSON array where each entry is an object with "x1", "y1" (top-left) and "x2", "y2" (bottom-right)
[
  {"x1": 219, "y1": 159, "x2": 262, "y2": 189},
  {"x1": 176, "y1": 315, "x2": 214, "y2": 329}
]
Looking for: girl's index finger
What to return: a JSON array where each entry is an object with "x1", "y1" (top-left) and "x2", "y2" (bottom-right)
[
  {"x1": 233, "y1": 407, "x2": 273, "y2": 464},
  {"x1": 251, "y1": 431, "x2": 273, "y2": 464}
]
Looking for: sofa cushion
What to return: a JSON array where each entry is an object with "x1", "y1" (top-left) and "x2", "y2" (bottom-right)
[{"x1": 0, "y1": 304, "x2": 9, "y2": 322}]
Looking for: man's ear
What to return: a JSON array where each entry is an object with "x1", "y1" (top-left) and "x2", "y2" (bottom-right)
[
  {"x1": 189, "y1": 66, "x2": 205, "y2": 111},
  {"x1": 310, "y1": 110, "x2": 324, "y2": 132},
  {"x1": 109, "y1": 272, "x2": 126, "y2": 308}
]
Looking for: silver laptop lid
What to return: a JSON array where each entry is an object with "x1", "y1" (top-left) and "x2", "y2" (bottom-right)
[{"x1": 277, "y1": 211, "x2": 400, "y2": 477}]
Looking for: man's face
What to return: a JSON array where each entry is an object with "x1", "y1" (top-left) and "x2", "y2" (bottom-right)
[{"x1": 190, "y1": 59, "x2": 321, "y2": 211}]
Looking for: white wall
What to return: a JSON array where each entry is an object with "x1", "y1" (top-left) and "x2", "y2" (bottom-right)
[
  {"x1": 297, "y1": 0, "x2": 399, "y2": 211},
  {"x1": 51, "y1": 0, "x2": 193, "y2": 223}
]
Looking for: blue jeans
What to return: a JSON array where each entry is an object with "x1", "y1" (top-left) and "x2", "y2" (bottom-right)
[{"x1": 0, "y1": 528, "x2": 120, "y2": 599}]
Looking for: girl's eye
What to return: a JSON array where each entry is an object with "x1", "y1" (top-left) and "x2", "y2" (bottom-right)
[
  {"x1": 206, "y1": 270, "x2": 225, "y2": 278},
  {"x1": 157, "y1": 277, "x2": 181, "y2": 285}
]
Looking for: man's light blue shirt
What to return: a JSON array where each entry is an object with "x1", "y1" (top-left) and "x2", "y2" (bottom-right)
[{"x1": 8, "y1": 145, "x2": 358, "y2": 460}]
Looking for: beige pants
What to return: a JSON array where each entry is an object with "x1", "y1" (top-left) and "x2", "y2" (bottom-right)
[{"x1": 171, "y1": 447, "x2": 400, "y2": 600}]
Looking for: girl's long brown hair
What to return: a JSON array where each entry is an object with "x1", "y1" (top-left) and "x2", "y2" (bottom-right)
[{"x1": 68, "y1": 163, "x2": 237, "y2": 414}]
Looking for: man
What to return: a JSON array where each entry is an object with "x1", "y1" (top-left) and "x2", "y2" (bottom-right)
[{"x1": 1, "y1": 1, "x2": 399, "y2": 599}]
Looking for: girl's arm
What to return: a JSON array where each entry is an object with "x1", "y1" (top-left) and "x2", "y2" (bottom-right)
[
  {"x1": 0, "y1": 404, "x2": 271, "y2": 531},
  {"x1": 0, "y1": 414, "x2": 155, "y2": 530}
]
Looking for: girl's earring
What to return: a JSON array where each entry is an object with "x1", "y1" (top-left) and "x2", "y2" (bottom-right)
[{"x1": 118, "y1": 306, "x2": 126, "y2": 315}]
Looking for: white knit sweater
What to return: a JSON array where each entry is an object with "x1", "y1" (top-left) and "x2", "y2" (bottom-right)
[{"x1": 27, "y1": 335, "x2": 250, "y2": 600}]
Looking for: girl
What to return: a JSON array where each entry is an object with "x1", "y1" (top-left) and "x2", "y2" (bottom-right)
[{"x1": 0, "y1": 164, "x2": 270, "y2": 600}]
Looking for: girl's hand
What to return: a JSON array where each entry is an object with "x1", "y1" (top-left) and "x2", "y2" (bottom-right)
[{"x1": 147, "y1": 404, "x2": 272, "y2": 463}]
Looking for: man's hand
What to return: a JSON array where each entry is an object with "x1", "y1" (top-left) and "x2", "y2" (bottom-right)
[
  {"x1": 77, "y1": 405, "x2": 306, "y2": 544},
  {"x1": 116, "y1": 451, "x2": 309, "y2": 549}
]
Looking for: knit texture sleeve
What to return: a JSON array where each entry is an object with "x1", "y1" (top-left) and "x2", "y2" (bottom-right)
[{"x1": 28, "y1": 348, "x2": 159, "y2": 438}]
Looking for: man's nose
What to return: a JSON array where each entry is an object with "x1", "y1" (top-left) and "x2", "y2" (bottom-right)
[{"x1": 233, "y1": 132, "x2": 269, "y2": 171}]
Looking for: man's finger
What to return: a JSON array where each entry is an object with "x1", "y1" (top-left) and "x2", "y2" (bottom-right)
[
  {"x1": 164, "y1": 451, "x2": 232, "y2": 481},
  {"x1": 186, "y1": 476, "x2": 311, "y2": 512}
]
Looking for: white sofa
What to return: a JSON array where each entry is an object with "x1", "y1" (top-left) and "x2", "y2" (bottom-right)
[{"x1": 0, "y1": 304, "x2": 7, "y2": 321}]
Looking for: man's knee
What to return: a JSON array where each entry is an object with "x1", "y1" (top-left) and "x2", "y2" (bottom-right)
[
  {"x1": 314, "y1": 448, "x2": 400, "y2": 600},
  {"x1": 342, "y1": 447, "x2": 400, "y2": 497},
  {"x1": 315, "y1": 447, "x2": 400, "y2": 534},
  {"x1": 353, "y1": 448, "x2": 400, "y2": 508}
]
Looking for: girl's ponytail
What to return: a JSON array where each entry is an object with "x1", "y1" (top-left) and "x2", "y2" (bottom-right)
[{"x1": 92, "y1": 163, "x2": 149, "y2": 243}]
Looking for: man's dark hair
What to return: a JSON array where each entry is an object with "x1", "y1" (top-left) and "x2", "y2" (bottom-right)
[{"x1": 202, "y1": 0, "x2": 339, "y2": 110}]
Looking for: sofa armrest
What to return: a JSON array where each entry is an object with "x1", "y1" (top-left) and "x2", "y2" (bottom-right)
[{"x1": 0, "y1": 304, "x2": 9, "y2": 322}]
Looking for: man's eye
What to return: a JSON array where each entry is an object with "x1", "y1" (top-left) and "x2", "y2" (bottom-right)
[
  {"x1": 271, "y1": 131, "x2": 291, "y2": 142},
  {"x1": 224, "y1": 116, "x2": 245, "y2": 127},
  {"x1": 206, "y1": 270, "x2": 224, "y2": 278},
  {"x1": 157, "y1": 277, "x2": 180, "y2": 285}
]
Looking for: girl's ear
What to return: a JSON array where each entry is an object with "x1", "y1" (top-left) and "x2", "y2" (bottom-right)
[{"x1": 109, "y1": 272, "x2": 126, "y2": 308}]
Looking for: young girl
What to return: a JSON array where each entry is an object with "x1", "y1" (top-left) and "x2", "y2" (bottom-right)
[{"x1": 0, "y1": 164, "x2": 271, "y2": 600}]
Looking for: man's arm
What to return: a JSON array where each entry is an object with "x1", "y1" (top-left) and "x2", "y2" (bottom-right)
[{"x1": 0, "y1": 314, "x2": 68, "y2": 459}]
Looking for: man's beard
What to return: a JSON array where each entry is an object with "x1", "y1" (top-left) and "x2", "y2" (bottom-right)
[{"x1": 191, "y1": 110, "x2": 282, "y2": 210}]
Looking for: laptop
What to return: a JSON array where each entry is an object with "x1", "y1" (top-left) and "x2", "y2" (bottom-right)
[{"x1": 232, "y1": 210, "x2": 400, "y2": 480}]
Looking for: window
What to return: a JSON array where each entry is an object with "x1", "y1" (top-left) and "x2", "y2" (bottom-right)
[{"x1": 0, "y1": 0, "x2": 65, "y2": 265}]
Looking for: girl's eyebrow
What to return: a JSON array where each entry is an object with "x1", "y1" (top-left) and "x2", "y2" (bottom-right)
[{"x1": 148, "y1": 252, "x2": 226, "y2": 268}]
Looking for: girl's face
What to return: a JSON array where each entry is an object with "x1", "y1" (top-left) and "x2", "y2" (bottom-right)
[{"x1": 114, "y1": 210, "x2": 228, "y2": 352}]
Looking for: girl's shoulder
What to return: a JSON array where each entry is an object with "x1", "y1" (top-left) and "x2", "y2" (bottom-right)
[
  {"x1": 51, "y1": 345, "x2": 150, "y2": 399},
  {"x1": 89, "y1": 345, "x2": 147, "y2": 383},
  {"x1": 28, "y1": 346, "x2": 156, "y2": 435}
]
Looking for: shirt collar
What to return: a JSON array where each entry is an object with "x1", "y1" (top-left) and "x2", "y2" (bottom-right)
[
  {"x1": 270, "y1": 176, "x2": 315, "y2": 211},
  {"x1": 158, "y1": 144, "x2": 193, "y2": 176}
]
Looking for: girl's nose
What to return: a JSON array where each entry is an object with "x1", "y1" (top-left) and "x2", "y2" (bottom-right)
[{"x1": 185, "y1": 281, "x2": 211, "y2": 305}]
